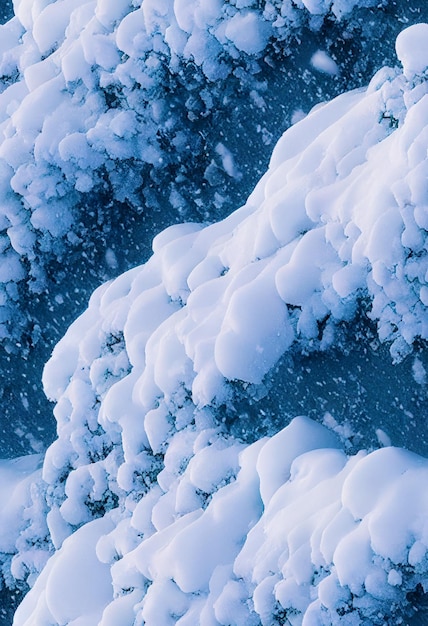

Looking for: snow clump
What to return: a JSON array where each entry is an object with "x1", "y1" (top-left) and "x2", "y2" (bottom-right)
[{"x1": 395, "y1": 21, "x2": 428, "y2": 79}]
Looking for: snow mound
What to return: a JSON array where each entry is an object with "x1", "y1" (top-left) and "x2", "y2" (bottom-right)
[
  {"x1": 395, "y1": 22, "x2": 428, "y2": 79},
  {"x1": 7, "y1": 23, "x2": 428, "y2": 625}
]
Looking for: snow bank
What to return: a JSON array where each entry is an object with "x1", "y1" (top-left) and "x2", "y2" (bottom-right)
[{"x1": 7, "y1": 22, "x2": 428, "y2": 626}]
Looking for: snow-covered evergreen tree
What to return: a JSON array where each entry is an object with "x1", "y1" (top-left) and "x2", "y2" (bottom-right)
[{"x1": 0, "y1": 1, "x2": 426, "y2": 624}]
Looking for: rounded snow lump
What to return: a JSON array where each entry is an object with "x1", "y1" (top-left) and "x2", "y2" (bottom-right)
[{"x1": 395, "y1": 23, "x2": 428, "y2": 78}]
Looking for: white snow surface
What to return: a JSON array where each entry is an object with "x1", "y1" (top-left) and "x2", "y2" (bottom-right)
[
  {"x1": 0, "y1": 0, "x2": 381, "y2": 344},
  {"x1": 310, "y1": 49, "x2": 339, "y2": 75},
  {"x1": 0, "y1": 455, "x2": 42, "y2": 555},
  {"x1": 14, "y1": 419, "x2": 428, "y2": 625},
  {"x1": 6, "y1": 22, "x2": 428, "y2": 626}
]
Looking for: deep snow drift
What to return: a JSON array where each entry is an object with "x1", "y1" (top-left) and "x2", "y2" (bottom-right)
[{"x1": 2, "y1": 22, "x2": 427, "y2": 625}]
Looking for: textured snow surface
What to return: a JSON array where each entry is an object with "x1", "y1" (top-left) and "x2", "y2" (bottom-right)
[
  {"x1": 0, "y1": 455, "x2": 42, "y2": 556},
  {"x1": 0, "y1": 0, "x2": 382, "y2": 348},
  {"x1": 14, "y1": 418, "x2": 428, "y2": 625},
  {"x1": 4, "y1": 21, "x2": 428, "y2": 626}
]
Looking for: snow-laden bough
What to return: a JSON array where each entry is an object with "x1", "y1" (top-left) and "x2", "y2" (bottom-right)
[
  {"x1": 0, "y1": 0, "x2": 383, "y2": 347},
  {"x1": 9, "y1": 23, "x2": 428, "y2": 626}
]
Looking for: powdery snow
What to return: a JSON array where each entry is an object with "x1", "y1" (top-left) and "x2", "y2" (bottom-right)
[{"x1": 2, "y1": 20, "x2": 428, "y2": 626}]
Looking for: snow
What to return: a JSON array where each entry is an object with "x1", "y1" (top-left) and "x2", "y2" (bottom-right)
[
  {"x1": 13, "y1": 515, "x2": 115, "y2": 626},
  {"x1": 224, "y1": 11, "x2": 272, "y2": 56},
  {"x1": 0, "y1": 0, "x2": 387, "y2": 355},
  {"x1": 0, "y1": 9, "x2": 425, "y2": 626},
  {"x1": 311, "y1": 49, "x2": 339, "y2": 75},
  {"x1": 395, "y1": 22, "x2": 428, "y2": 79},
  {"x1": 15, "y1": 417, "x2": 428, "y2": 625},
  {"x1": 413, "y1": 356, "x2": 427, "y2": 385},
  {"x1": 0, "y1": 455, "x2": 42, "y2": 554}
]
